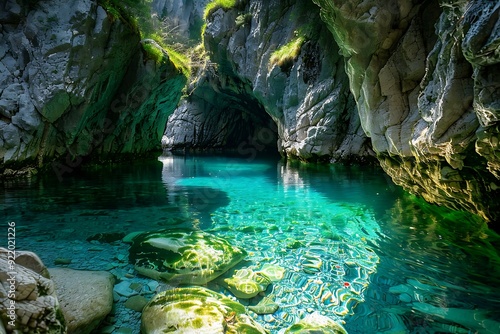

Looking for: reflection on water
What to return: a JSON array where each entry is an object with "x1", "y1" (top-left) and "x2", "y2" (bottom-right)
[{"x1": 1, "y1": 154, "x2": 499, "y2": 333}]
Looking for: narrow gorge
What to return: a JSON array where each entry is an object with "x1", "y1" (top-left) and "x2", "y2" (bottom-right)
[
  {"x1": 1, "y1": 1, "x2": 500, "y2": 333},
  {"x1": 2, "y1": 0, "x2": 499, "y2": 222}
]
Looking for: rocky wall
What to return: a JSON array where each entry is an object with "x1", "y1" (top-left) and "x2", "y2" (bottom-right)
[
  {"x1": 312, "y1": 0, "x2": 500, "y2": 221},
  {"x1": 0, "y1": 0, "x2": 186, "y2": 178},
  {"x1": 163, "y1": 0, "x2": 374, "y2": 162}
]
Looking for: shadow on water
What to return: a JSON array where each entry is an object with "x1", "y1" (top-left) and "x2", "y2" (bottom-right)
[{"x1": 0, "y1": 157, "x2": 230, "y2": 239}]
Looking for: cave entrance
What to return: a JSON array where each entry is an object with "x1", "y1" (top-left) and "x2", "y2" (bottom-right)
[
  {"x1": 164, "y1": 83, "x2": 280, "y2": 158},
  {"x1": 215, "y1": 95, "x2": 279, "y2": 159}
]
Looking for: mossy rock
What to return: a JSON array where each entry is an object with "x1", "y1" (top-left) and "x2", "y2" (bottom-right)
[
  {"x1": 129, "y1": 229, "x2": 247, "y2": 284},
  {"x1": 223, "y1": 268, "x2": 272, "y2": 299},
  {"x1": 284, "y1": 312, "x2": 348, "y2": 334},
  {"x1": 248, "y1": 294, "x2": 279, "y2": 315},
  {"x1": 141, "y1": 286, "x2": 269, "y2": 334},
  {"x1": 257, "y1": 263, "x2": 285, "y2": 282}
]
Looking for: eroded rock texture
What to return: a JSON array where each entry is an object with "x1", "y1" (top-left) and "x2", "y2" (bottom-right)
[
  {"x1": 163, "y1": 0, "x2": 373, "y2": 162},
  {"x1": 0, "y1": 248, "x2": 66, "y2": 333},
  {"x1": 152, "y1": 0, "x2": 209, "y2": 42},
  {"x1": 0, "y1": 0, "x2": 186, "y2": 177},
  {"x1": 312, "y1": 0, "x2": 500, "y2": 221}
]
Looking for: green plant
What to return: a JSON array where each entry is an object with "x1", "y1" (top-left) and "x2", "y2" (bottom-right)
[
  {"x1": 164, "y1": 46, "x2": 191, "y2": 78},
  {"x1": 203, "y1": 0, "x2": 237, "y2": 20},
  {"x1": 98, "y1": 0, "x2": 192, "y2": 78},
  {"x1": 269, "y1": 34, "x2": 306, "y2": 68},
  {"x1": 268, "y1": 23, "x2": 316, "y2": 69},
  {"x1": 235, "y1": 13, "x2": 252, "y2": 27},
  {"x1": 97, "y1": 0, "x2": 142, "y2": 32},
  {"x1": 141, "y1": 41, "x2": 165, "y2": 64}
]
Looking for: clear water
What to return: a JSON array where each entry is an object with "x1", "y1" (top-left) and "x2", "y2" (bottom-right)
[{"x1": 2, "y1": 154, "x2": 500, "y2": 333}]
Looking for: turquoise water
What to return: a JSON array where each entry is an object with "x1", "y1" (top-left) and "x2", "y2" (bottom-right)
[{"x1": 2, "y1": 154, "x2": 500, "y2": 333}]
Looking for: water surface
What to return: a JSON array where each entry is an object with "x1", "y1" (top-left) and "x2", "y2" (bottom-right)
[{"x1": 2, "y1": 154, "x2": 499, "y2": 333}]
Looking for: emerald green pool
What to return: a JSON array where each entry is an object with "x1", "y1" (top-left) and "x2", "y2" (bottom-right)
[{"x1": 2, "y1": 154, "x2": 500, "y2": 333}]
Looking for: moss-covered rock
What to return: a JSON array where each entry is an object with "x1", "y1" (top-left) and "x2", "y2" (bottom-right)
[
  {"x1": 248, "y1": 294, "x2": 279, "y2": 315},
  {"x1": 284, "y1": 312, "x2": 347, "y2": 334},
  {"x1": 223, "y1": 268, "x2": 272, "y2": 299},
  {"x1": 129, "y1": 229, "x2": 247, "y2": 284},
  {"x1": 257, "y1": 263, "x2": 285, "y2": 282},
  {"x1": 141, "y1": 286, "x2": 269, "y2": 333}
]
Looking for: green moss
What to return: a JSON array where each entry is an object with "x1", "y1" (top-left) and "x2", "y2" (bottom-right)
[
  {"x1": 235, "y1": 13, "x2": 252, "y2": 27},
  {"x1": 164, "y1": 46, "x2": 191, "y2": 78},
  {"x1": 55, "y1": 306, "x2": 67, "y2": 331},
  {"x1": 269, "y1": 23, "x2": 317, "y2": 69},
  {"x1": 200, "y1": 22, "x2": 207, "y2": 45},
  {"x1": 191, "y1": 318, "x2": 204, "y2": 329},
  {"x1": 97, "y1": 0, "x2": 141, "y2": 32},
  {"x1": 98, "y1": 0, "x2": 191, "y2": 79},
  {"x1": 269, "y1": 35, "x2": 306, "y2": 68},
  {"x1": 203, "y1": 0, "x2": 237, "y2": 20},
  {"x1": 142, "y1": 43, "x2": 164, "y2": 64}
]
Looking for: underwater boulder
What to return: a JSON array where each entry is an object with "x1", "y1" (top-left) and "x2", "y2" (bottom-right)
[
  {"x1": 48, "y1": 268, "x2": 115, "y2": 334},
  {"x1": 257, "y1": 263, "x2": 285, "y2": 282},
  {"x1": 129, "y1": 229, "x2": 247, "y2": 284},
  {"x1": 141, "y1": 286, "x2": 269, "y2": 333},
  {"x1": 248, "y1": 294, "x2": 279, "y2": 315},
  {"x1": 285, "y1": 312, "x2": 347, "y2": 334},
  {"x1": 223, "y1": 268, "x2": 272, "y2": 299}
]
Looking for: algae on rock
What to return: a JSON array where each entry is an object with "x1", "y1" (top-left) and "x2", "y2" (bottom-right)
[
  {"x1": 223, "y1": 268, "x2": 272, "y2": 299},
  {"x1": 141, "y1": 286, "x2": 269, "y2": 333},
  {"x1": 284, "y1": 312, "x2": 347, "y2": 334},
  {"x1": 128, "y1": 229, "x2": 247, "y2": 284}
]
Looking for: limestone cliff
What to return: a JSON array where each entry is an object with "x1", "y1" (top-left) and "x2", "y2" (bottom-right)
[
  {"x1": 311, "y1": 0, "x2": 500, "y2": 221},
  {"x1": 162, "y1": 0, "x2": 373, "y2": 162},
  {"x1": 163, "y1": 0, "x2": 499, "y2": 221},
  {"x1": 0, "y1": 0, "x2": 186, "y2": 178}
]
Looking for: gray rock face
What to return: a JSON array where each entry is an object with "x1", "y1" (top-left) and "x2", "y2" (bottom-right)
[
  {"x1": 163, "y1": 0, "x2": 373, "y2": 162},
  {"x1": 3, "y1": 0, "x2": 499, "y2": 221},
  {"x1": 152, "y1": 0, "x2": 209, "y2": 42},
  {"x1": 0, "y1": 0, "x2": 186, "y2": 176},
  {"x1": 164, "y1": 0, "x2": 500, "y2": 220},
  {"x1": 312, "y1": 0, "x2": 500, "y2": 221}
]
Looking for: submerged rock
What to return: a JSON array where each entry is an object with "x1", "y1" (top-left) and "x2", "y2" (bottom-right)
[
  {"x1": 284, "y1": 312, "x2": 347, "y2": 334},
  {"x1": 223, "y1": 268, "x2": 272, "y2": 299},
  {"x1": 248, "y1": 294, "x2": 279, "y2": 315},
  {"x1": 141, "y1": 286, "x2": 269, "y2": 333},
  {"x1": 124, "y1": 295, "x2": 149, "y2": 312},
  {"x1": 48, "y1": 267, "x2": 114, "y2": 334},
  {"x1": 128, "y1": 229, "x2": 247, "y2": 284},
  {"x1": 257, "y1": 263, "x2": 285, "y2": 282},
  {"x1": 0, "y1": 248, "x2": 66, "y2": 333},
  {"x1": 86, "y1": 232, "x2": 126, "y2": 244}
]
